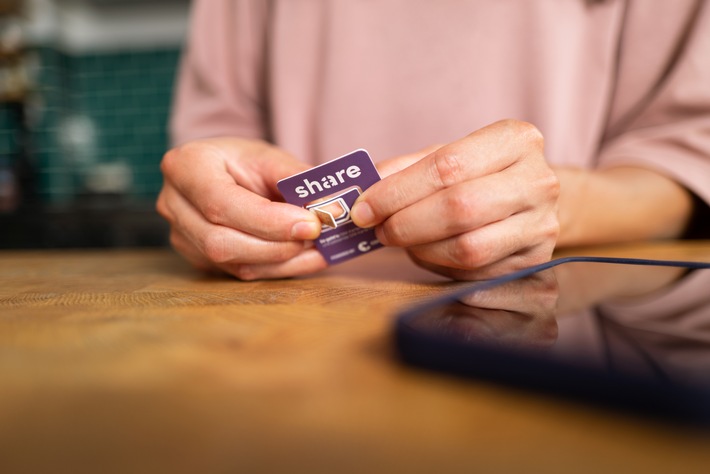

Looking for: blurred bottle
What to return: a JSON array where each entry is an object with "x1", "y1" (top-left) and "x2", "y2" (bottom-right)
[{"x1": 0, "y1": 1, "x2": 31, "y2": 213}]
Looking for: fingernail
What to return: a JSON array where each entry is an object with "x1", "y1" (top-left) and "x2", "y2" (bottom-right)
[
  {"x1": 291, "y1": 221, "x2": 320, "y2": 240},
  {"x1": 351, "y1": 201, "x2": 375, "y2": 227}
]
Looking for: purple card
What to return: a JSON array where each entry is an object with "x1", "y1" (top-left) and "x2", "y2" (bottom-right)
[{"x1": 277, "y1": 149, "x2": 383, "y2": 265}]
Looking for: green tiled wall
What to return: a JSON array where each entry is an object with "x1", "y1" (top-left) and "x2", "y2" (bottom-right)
[
  {"x1": 29, "y1": 46, "x2": 181, "y2": 203},
  {"x1": 30, "y1": 46, "x2": 68, "y2": 199}
]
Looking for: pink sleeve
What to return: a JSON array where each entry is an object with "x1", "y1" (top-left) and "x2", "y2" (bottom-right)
[
  {"x1": 598, "y1": 1, "x2": 710, "y2": 207},
  {"x1": 169, "y1": 0, "x2": 269, "y2": 145}
]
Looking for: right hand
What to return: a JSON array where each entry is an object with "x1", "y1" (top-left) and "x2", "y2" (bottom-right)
[
  {"x1": 156, "y1": 137, "x2": 327, "y2": 280},
  {"x1": 353, "y1": 120, "x2": 560, "y2": 281}
]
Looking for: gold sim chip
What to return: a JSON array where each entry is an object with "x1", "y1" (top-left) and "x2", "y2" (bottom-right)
[{"x1": 310, "y1": 200, "x2": 346, "y2": 228}]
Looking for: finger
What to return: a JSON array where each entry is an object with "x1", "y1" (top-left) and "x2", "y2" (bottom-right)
[
  {"x1": 169, "y1": 228, "x2": 221, "y2": 273},
  {"x1": 219, "y1": 248, "x2": 328, "y2": 281},
  {"x1": 195, "y1": 179, "x2": 321, "y2": 241},
  {"x1": 162, "y1": 142, "x2": 321, "y2": 241},
  {"x1": 164, "y1": 183, "x2": 308, "y2": 265},
  {"x1": 352, "y1": 120, "x2": 543, "y2": 228},
  {"x1": 376, "y1": 144, "x2": 444, "y2": 178},
  {"x1": 375, "y1": 171, "x2": 531, "y2": 247},
  {"x1": 167, "y1": 205, "x2": 327, "y2": 280},
  {"x1": 168, "y1": 138, "x2": 312, "y2": 197},
  {"x1": 409, "y1": 243, "x2": 552, "y2": 281},
  {"x1": 406, "y1": 211, "x2": 557, "y2": 274},
  {"x1": 172, "y1": 225, "x2": 327, "y2": 280}
]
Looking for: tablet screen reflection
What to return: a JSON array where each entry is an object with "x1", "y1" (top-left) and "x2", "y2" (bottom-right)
[{"x1": 399, "y1": 260, "x2": 710, "y2": 396}]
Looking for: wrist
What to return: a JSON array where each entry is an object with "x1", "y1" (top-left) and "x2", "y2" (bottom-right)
[
  {"x1": 553, "y1": 166, "x2": 694, "y2": 248},
  {"x1": 554, "y1": 167, "x2": 590, "y2": 247}
]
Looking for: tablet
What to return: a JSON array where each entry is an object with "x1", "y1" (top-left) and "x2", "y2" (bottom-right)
[{"x1": 394, "y1": 256, "x2": 710, "y2": 427}]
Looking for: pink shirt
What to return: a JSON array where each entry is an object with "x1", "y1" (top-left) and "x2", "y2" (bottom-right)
[{"x1": 171, "y1": 0, "x2": 710, "y2": 206}]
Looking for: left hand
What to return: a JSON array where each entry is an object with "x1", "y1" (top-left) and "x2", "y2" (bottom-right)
[{"x1": 351, "y1": 119, "x2": 560, "y2": 280}]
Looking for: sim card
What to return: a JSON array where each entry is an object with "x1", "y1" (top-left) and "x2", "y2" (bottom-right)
[{"x1": 277, "y1": 149, "x2": 383, "y2": 265}]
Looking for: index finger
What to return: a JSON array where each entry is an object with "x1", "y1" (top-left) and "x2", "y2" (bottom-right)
[
  {"x1": 163, "y1": 143, "x2": 321, "y2": 241},
  {"x1": 351, "y1": 120, "x2": 543, "y2": 228}
]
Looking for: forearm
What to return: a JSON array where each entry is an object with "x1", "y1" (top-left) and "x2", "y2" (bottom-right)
[{"x1": 554, "y1": 166, "x2": 695, "y2": 247}]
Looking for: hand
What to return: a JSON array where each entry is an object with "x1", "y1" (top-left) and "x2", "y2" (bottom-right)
[
  {"x1": 156, "y1": 137, "x2": 327, "y2": 280},
  {"x1": 352, "y1": 120, "x2": 560, "y2": 280}
]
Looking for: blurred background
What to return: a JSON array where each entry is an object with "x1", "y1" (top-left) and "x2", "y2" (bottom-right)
[{"x1": 0, "y1": 0, "x2": 190, "y2": 248}]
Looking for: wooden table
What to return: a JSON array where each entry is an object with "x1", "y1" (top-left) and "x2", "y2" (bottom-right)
[{"x1": 2, "y1": 242, "x2": 710, "y2": 474}]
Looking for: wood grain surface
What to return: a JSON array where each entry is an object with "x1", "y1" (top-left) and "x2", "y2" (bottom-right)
[{"x1": 1, "y1": 243, "x2": 710, "y2": 474}]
